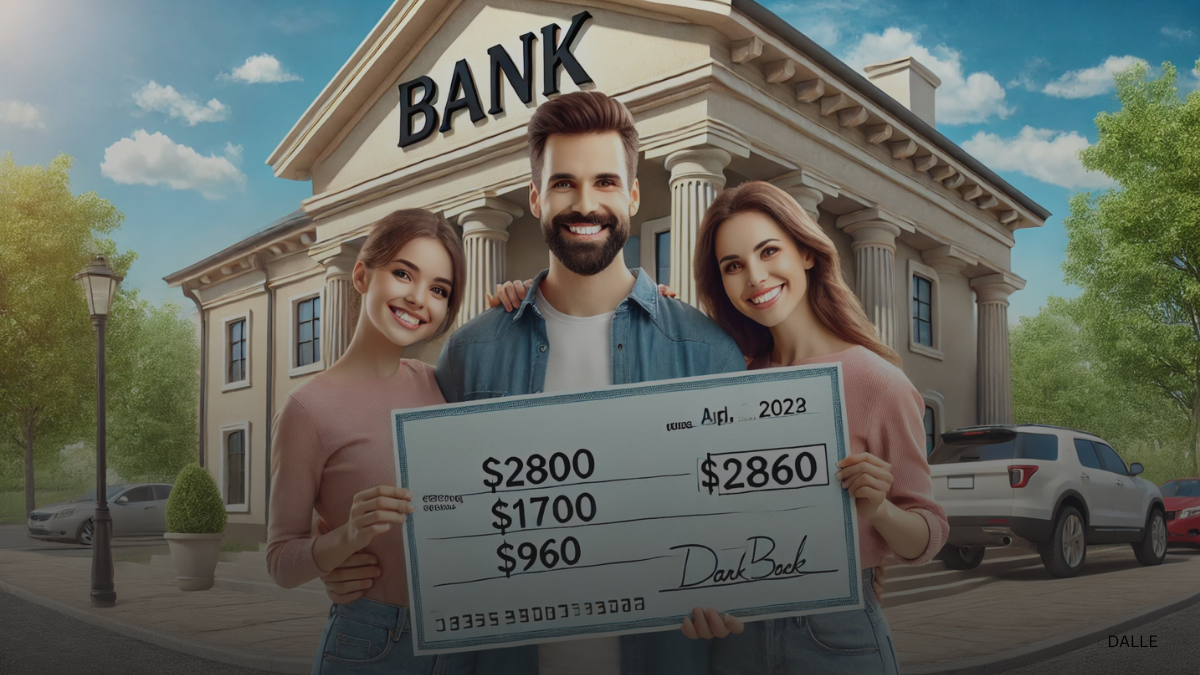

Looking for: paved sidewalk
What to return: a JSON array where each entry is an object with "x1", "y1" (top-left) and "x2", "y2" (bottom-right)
[{"x1": 0, "y1": 546, "x2": 1197, "y2": 674}]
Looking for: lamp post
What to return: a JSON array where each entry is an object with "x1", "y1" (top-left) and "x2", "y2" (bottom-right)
[{"x1": 74, "y1": 254, "x2": 122, "y2": 608}]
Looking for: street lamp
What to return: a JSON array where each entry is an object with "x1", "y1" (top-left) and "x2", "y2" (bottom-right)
[{"x1": 73, "y1": 254, "x2": 122, "y2": 608}]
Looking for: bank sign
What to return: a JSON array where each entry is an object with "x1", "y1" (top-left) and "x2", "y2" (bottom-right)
[{"x1": 398, "y1": 11, "x2": 594, "y2": 148}]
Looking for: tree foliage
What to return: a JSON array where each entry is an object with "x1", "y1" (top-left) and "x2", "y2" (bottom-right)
[
  {"x1": 0, "y1": 153, "x2": 198, "y2": 515},
  {"x1": 1061, "y1": 59, "x2": 1200, "y2": 476},
  {"x1": 1011, "y1": 298, "x2": 1192, "y2": 484}
]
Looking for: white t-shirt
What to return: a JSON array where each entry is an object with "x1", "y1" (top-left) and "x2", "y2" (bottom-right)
[{"x1": 535, "y1": 289, "x2": 620, "y2": 675}]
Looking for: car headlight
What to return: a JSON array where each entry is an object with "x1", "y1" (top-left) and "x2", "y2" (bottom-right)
[
  {"x1": 1179, "y1": 506, "x2": 1200, "y2": 520},
  {"x1": 52, "y1": 509, "x2": 75, "y2": 519}
]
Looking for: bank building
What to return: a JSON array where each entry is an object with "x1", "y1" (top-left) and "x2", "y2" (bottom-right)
[{"x1": 166, "y1": 0, "x2": 1048, "y2": 544}]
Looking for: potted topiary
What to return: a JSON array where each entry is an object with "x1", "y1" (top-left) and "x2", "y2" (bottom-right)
[{"x1": 163, "y1": 463, "x2": 227, "y2": 591}]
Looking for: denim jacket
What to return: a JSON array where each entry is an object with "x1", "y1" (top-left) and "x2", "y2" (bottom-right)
[{"x1": 435, "y1": 268, "x2": 746, "y2": 675}]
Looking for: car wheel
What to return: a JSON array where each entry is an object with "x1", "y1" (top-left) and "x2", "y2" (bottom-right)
[
  {"x1": 1038, "y1": 506, "x2": 1086, "y2": 578},
  {"x1": 938, "y1": 544, "x2": 986, "y2": 570},
  {"x1": 77, "y1": 519, "x2": 94, "y2": 547},
  {"x1": 1132, "y1": 509, "x2": 1167, "y2": 566}
]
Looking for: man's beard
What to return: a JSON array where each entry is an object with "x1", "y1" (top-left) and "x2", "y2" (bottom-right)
[{"x1": 542, "y1": 209, "x2": 630, "y2": 276}]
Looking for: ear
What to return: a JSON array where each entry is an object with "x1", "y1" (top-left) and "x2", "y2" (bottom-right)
[
  {"x1": 529, "y1": 179, "x2": 542, "y2": 220},
  {"x1": 351, "y1": 260, "x2": 369, "y2": 295},
  {"x1": 629, "y1": 177, "x2": 641, "y2": 217},
  {"x1": 799, "y1": 248, "x2": 816, "y2": 271}
]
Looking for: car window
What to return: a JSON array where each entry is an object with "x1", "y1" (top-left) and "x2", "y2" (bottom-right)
[
  {"x1": 1015, "y1": 433, "x2": 1057, "y2": 461},
  {"x1": 1073, "y1": 439, "x2": 1103, "y2": 470},
  {"x1": 153, "y1": 485, "x2": 173, "y2": 501},
  {"x1": 121, "y1": 486, "x2": 155, "y2": 503},
  {"x1": 1093, "y1": 443, "x2": 1128, "y2": 475},
  {"x1": 1160, "y1": 480, "x2": 1200, "y2": 497}
]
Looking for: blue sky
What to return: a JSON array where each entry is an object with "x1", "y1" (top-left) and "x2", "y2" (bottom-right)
[{"x1": 1, "y1": 0, "x2": 1197, "y2": 322}]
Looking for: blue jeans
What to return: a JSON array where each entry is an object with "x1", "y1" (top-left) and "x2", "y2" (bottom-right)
[
  {"x1": 312, "y1": 598, "x2": 479, "y2": 675},
  {"x1": 711, "y1": 568, "x2": 899, "y2": 675}
]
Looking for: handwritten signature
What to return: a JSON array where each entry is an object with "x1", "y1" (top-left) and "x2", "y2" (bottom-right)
[{"x1": 669, "y1": 535, "x2": 811, "y2": 589}]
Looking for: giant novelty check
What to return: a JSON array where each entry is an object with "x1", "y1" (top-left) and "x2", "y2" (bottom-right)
[{"x1": 392, "y1": 364, "x2": 862, "y2": 654}]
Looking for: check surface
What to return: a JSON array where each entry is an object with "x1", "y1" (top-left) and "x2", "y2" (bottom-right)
[{"x1": 393, "y1": 365, "x2": 861, "y2": 654}]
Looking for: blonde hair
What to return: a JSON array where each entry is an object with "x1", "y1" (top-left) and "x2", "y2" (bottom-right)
[{"x1": 693, "y1": 181, "x2": 901, "y2": 367}]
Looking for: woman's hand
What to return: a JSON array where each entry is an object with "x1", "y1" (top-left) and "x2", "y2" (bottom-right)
[
  {"x1": 315, "y1": 518, "x2": 381, "y2": 604},
  {"x1": 835, "y1": 453, "x2": 893, "y2": 521},
  {"x1": 486, "y1": 280, "x2": 533, "y2": 312},
  {"x1": 657, "y1": 284, "x2": 677, "y2": 299},
  {"x1": 680, "y1": 606, "x2": 744, "y2": 640},
  {"x1": 344, "y1": 485, "x2": 414, "y2": 552}
]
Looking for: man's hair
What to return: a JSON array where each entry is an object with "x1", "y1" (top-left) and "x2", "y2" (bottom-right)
[{"x1": 527, "y1": 91, "x2": 639, "y2": 190}]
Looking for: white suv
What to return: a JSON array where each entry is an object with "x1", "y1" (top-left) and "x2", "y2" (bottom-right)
[{"x1": 929, "y1": 425, "x2": 1167, "y2": 577}]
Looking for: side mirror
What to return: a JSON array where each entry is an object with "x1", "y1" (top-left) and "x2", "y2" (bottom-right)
[
  {"x1": 1129, "y1": 463, "x2": 1143, "y2": 476},
  {"x1": 116, "y1": 495, "x2": 129, "y2": 505}
]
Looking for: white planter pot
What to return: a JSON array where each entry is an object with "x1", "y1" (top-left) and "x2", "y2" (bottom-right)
[{"x1": 163, "y1": 532, "x2": 224, "y2": 591}]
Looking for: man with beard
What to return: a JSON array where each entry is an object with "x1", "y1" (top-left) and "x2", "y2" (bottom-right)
[
  {"x1": 439, "y1": 91, "x2": 744, "y2": 675},
  {"x1": 321, "y1": 91, "x2": 745, "y2": 675}
]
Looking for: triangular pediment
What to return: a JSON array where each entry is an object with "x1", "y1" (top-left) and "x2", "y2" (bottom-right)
[{"x1": 267, "y1": 0, "x2": 741, "y2": 192}]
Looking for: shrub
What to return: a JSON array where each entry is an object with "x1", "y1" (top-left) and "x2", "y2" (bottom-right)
[{"x1": 166, "y1": 464, "x2": 227, "y2": 534}]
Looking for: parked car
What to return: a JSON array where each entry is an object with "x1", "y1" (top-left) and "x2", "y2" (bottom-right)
[
  {"x1": 1159, "y1": 478, "x2": 1200, "y2": 548},
  {"x1": 929, "y1": 425, "x2": 1167, "y2": 577},
  {"x1": 27, "y1": 483, "x2": 174, "y2": 545}
]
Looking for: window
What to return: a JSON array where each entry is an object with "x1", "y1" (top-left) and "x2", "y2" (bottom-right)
[
  {"x1": 656, "y1": 231, "x2": 671, "y2": 285},
  {"x1": 153, "y1": 485, "x2": 173, "y2": 501},
  {"x1": 228, "y1": 320, "x2": 246, "y2": 382},
  {"x1": 929, "y1": 431, "x2": 1057, "y2": 464},
  {"x1": 289, "y1": 292, "x2": 324, "y2": 377},
  {"x1": 923, "y1": 406, "x2": 935, "y2": 456},
  {"x1": 297, "y1": 296, "x2": 320, "y2": 367},
  {"x1": 221, "y1": 312, "x2": 251, "y2": 391},
  {"x1": 907, "y1": 260, "x2": 943, "y2": 360},
  {"x1": 913, "y1": 276, "x2": 932, "y2": 347},
  {"x1": 1074, "y1": 439, "x2": 1103, "y2": 470},
  {"x1": 623, "y1": 236, "x2": 640, "y2": 270},
  {"x1": 1093, "y1": 442, "x2": 1128, "y2": 476},
  {"x1": 220, "y1": 422, "x2": 250, "y2": 512},
  {"x1": 120, "y1": 486, "x2": 155, "y2": 503}
]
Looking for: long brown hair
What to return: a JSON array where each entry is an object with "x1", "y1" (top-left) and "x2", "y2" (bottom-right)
[
  {"x1": 693, "y1": 181, "x2": 901, "y2": 367},
  {"x1": 357, "y1": 209, "x2": 465, "y2": 340}
]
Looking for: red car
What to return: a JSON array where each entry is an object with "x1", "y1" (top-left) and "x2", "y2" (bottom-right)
[{"x1": 1160, "y1": 479, "x2": 1200, "y2": 548}]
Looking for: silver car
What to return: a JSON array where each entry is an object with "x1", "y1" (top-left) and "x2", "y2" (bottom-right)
[{"x1": 27, "y1": 483, "x2": 174, "y2": 545}]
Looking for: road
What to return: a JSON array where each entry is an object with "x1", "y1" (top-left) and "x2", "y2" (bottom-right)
[
  {"x1": 0, "y1": 588, "x2": 277, "y2": 675},
  {"x1": 1000, "y1": 590, "x2": 1200, "y2": 674}
]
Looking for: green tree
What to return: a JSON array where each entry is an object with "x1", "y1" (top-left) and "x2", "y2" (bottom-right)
[
  {"x1": 105, "y1": 289, "x2": 198, "y2": 482},
  {"x1": 1062, "y1": 59, "x2": 1200, "y2": 477},
  {"x1": 0, "y1": 153, "x2": 132, "y2": 516},
  {"x1": 1011, "y1": 298, "x2": 1191, "y2": 483}
]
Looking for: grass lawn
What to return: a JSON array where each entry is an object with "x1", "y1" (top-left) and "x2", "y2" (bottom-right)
[{"x1": 0, "y1": 488, "x2": 87, "y2": 525}]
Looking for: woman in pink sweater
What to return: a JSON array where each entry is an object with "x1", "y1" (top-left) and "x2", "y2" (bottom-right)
[
  {"x1": 686, "y1": 181, "x2": 949, "y2": 674},
  {"x1": 267, "y1": 209, "x2": 483, "y2": 675}
]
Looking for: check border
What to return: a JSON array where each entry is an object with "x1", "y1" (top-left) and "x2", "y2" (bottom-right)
[{"x1": 393, "y1": 365, "x2": 860, "y2": 652}]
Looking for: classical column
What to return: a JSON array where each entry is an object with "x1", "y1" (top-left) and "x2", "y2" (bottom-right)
[
  {"x1": 835, "y1": 210, "x2": 912, "y2": 352},
  {"x1": 310, "y1": 242, "x2": 361, "y2": 367},
  {"x1": 448, "y1": 198, "x2": 523, "y2": 327},
  {"x1": 970, "y1": 272, "x2": 1025, "y2": 425},
  {"x1": 771, "y1": 170, "x2": 840, "y2": 222},
  {"x1": 664, "y1": 147, "x2": 731, "y2": 306}
]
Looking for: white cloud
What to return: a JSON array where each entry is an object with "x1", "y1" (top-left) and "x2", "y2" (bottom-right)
[
  {"x1": 220, "y1": 54, "x2": 301, "y2": 84},
  {"x1": 767, "y1": 0, "x2": 890, "y2": 49},
  {"x1": 0, "y1": 100, "x2": 45, "y2": 129},
  {"x1": 843, "y1": 28, "x2": 1012, "y2": 125},
  {"x1": 1042, "y1": 55, "x2": 1148, "y2": 99},
  {"x1": 100, "y1": 130, "x2": 246, "y2": 199},
  {"x1": 962, "y1": 126, "x2": 1115, "y2": 190},
  {"x1": 1161, "y1": 27, "x2": 1194, "y2": 41},
  {"x1": 133, "y1": 81, "x2": 229, "y2": 126}
]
